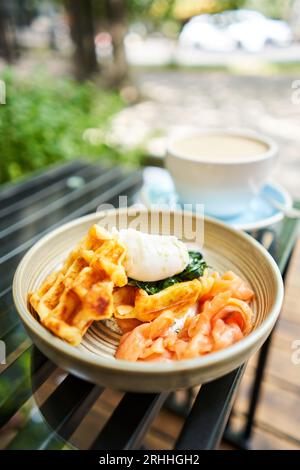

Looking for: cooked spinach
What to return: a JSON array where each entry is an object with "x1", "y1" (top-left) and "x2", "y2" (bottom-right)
[{"x1": 128, "y1": 251, "x2": 207, "y2": 295}]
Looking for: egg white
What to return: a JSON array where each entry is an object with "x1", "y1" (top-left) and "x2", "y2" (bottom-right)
[{"x1": 118, "y1": 228, "x2": 189, "y2": 282}]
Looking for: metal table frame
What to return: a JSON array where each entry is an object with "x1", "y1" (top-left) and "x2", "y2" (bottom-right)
[{"x1": 0, "y1": 161, "x2": 298, "y2": 450}]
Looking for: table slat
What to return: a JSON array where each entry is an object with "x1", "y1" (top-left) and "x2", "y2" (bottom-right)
[
  {"x1": 0, "y1": 163, "x2": 104, "y2": 227},
  {"x1": 0, "y1": 347, "x2": 55, "y2": 427},
  {"x1": 176, "y1": 367, "x2": 244, "y2": 449},
  {"x1": 90, "y1": 392, "x2": 168, "y2": 450},
  {"x1": 0, "y1": 160, "x2": 87, "y2": 208}
]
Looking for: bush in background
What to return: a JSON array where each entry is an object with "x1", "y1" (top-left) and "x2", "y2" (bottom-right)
[{"x1": 0, "y1": 70, "x2": 141, "y2": 185}]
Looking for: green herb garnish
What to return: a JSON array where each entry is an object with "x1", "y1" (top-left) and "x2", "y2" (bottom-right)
[{"x1": 128, "y1": 251, "x2": 207, "y2": 295}]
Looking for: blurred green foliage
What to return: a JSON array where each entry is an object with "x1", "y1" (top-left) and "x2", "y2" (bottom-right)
[
  {"x1": 242, "y1": 0, "x2": 293, "y2": 19},
  {"x1": 127, "y1": 0, "x2": 293, "y2": 21},
  {"x1": 0, "y1": 70, "x2": 142, "y2": 185}
]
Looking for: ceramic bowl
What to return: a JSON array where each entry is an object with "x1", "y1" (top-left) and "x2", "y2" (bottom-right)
[{"x1": 13, "y1": 209, "x2": 283, "y2": 392}]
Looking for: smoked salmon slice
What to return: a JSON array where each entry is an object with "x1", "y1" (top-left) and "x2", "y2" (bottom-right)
[{"x1": 115, "y1": 271, "x2": 254, "y2": 362}]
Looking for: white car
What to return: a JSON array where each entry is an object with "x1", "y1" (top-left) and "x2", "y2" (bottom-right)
[
  {"x1": 227, "y1": 11, "x2": 292, "y2": 52},
  {"x1": 179, "y1": 9, "x2": 292, "y2": 53},
  {"x1": 179, "y1": 15, "x2": 236, "y2": 52}
]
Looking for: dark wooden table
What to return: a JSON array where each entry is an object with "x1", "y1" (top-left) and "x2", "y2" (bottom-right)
[{"x1": 0, "y1": 161, "x2": 299, "y2": 450}]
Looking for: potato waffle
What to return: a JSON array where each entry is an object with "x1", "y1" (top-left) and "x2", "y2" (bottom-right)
[
  {"x1": 28, "y1": 224, "x2": 127, "y2": 346},
  {"x1": 113, "y1": 279, "x2": 204, "y2": 323}
]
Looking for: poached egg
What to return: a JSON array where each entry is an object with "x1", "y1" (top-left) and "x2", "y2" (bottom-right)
[{"x1": 118, "y1": 228, "x2": 189, "y2": 282}]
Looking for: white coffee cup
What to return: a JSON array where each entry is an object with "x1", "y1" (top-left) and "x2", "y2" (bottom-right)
[{"x1": 166, "y1": 128, "x2": 278, "y2": 218}]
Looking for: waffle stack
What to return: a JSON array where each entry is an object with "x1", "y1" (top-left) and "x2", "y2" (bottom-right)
[{"x1": 28, "y1": 224, "x2": 127, "y2": 346}]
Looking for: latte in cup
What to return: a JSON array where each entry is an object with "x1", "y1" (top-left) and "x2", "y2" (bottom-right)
[
  {"x1": 171, "y1": 134, "x2": 269, "y2": 162},
  {"x1": 166, "y1": 129, "x2": 278, "y2": 218}
]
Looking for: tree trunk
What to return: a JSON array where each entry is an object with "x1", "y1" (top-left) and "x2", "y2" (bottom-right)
[
  {"x1": 0, "y1": 0, "x2": 16, "y2": 63},
  {"x1": 105, "y1": 0, "x2": 128, "y2": 86},
  {"x1": 64, "y1": 0, "x2": 98, "y2": 81}
]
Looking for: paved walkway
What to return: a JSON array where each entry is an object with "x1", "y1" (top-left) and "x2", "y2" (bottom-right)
[
  {"x1": 126, "y1": 38, "x2": 300, "y2": 67},
  {"x1": 114, "y1": 70, "x2": 300, "y2": 200}
]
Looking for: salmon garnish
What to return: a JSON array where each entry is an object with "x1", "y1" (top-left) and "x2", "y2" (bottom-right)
[{"x1": 116, "y1": 273, "x2": 255, "y2": 362}]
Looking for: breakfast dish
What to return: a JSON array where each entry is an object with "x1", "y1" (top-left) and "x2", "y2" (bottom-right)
[
  {"x1": 14, "y1": 210, "x2": 283, "y2": 390},
  {"x1": 28, "y1": 224, "x2": 254, "y2": 361}
]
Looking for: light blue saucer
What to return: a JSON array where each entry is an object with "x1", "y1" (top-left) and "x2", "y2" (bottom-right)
[{"x1": 137, "y1": 167, "x2": 292, "y2": 231}]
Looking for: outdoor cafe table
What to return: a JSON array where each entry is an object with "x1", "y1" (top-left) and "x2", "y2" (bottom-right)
[{"x1": 0, "y1": 160, "x2": 299, "y2": 450}]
